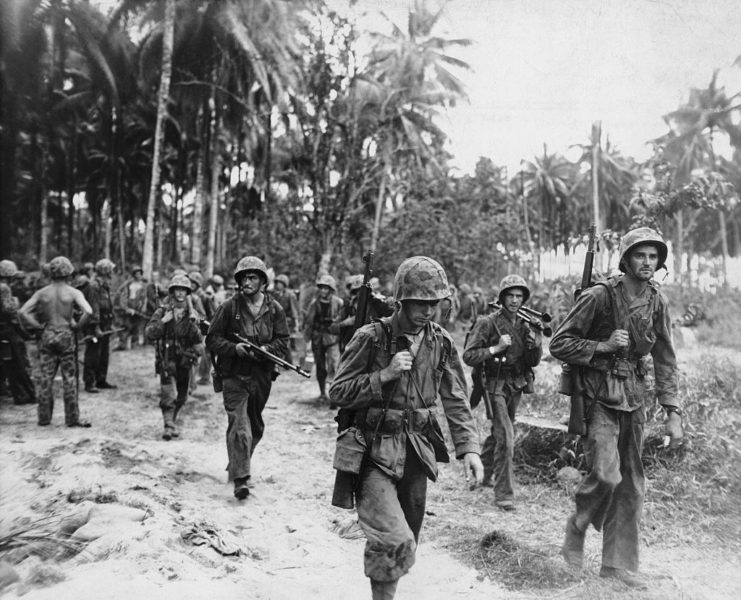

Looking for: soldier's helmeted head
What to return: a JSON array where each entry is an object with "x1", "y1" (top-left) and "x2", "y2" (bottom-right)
[
  {"x1": 48, "y1": 256, "x2": 75, "y2": 280},
  {"x1": 393, "y1": 256, "x2": 450, "y2": 303},
  {"x1": 234, "y1": 256, "x2": 268, "y2": 292},
  {"x1": 0, "y1": 260, "x2": 19, "y2": 280},
  {"x1": 618, "y1": 227, "x2": 668, "y2": 276}
]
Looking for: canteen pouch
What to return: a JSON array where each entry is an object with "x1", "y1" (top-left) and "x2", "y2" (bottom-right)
[{"x1": 333, "y1": 427, "x2": 367, "y2": 474}]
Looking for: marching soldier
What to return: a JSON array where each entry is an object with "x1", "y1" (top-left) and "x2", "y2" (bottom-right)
[
  {"x1": 116, "y1": 265, "x2": 147, "y2": 349},
  {"x1": 146, "y1": 274, "x2": 204, "y2": 440},
  {"x1": 329, "y1": 256, "x2": 483, "y2": 600},
  {"x1": 550, "y1": 227, "x2": 683, "y2": 588},
  {"x1": 19, "y1": 256, "x2": 92, "y2": 427},
  {"x1": 462, "y1": 274, "x2": 543, "y2": 511},
  {"x1": 303, "y1": 274, "x2": 343, "y2": 403},
  {"x1": 206, "y1": 256, "x2": 289, "y2": 499}
]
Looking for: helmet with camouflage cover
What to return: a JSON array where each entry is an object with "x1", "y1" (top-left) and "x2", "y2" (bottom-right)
[
  {"x1": 168, "y1": 274, "x2": 192, "y2": 293},
  {"x1": 275, "y1": 274, "x2": 290, "y2": 287},
  {"x1": 131, "y1": 265, "x2": 143, "y2": 275},
  {"x1": 498, "y1": 274, "x2": 530, "y2": 304},
  {"x1": 95, "y1": 258, "x2": 115, "y2": 275},
  {"x1": 0, "y1": 260, "x2": 19, "y2": 278},
  {"x1": 393, "y1": 256, "x2": 450, "y2": 302},
  {"x1": 211, "y1": 274, "x2": 224, "y2": 286},
  {"x1": 234, "y1": 256, "x2": 268, "y2": 284},
  {"x1": 49, "y1": 256, "x2": 75, "y2": 279},
  {"x1": 618, "y1": 227, "x2": 668, "y2": 273},
  {"x1": 346, "y1": 274, "x2": 363, "y2": 292},
  {"x1": 459, "y1": 283, "x2": 472, "y2": 295},
  {"x1": 316, "y1": 274, "x2": 337, "y2": 292},
  {"x1": 188, "y1": 271, "x2": 203, "y2": 288}
]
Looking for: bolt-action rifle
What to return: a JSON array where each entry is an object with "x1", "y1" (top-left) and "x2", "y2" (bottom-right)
[
  {"x1": 332, "y1": 251, "x2": 374, "y2": 509},
  {"x1": 560, "y1": 225, "x2": 597, "y2": 435}
]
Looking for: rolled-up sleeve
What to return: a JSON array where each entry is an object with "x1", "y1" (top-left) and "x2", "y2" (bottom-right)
[{"x1": 652, "y1": 294, "x2": 679, "y2": 407}]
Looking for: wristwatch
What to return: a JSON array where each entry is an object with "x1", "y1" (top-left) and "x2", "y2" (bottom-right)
[{"x1": 665, "y1": 406, "x2": 682, "y2": 417}]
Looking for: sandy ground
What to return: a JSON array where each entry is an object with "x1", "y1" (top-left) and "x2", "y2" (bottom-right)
[{"x1": 1, "y1": 342, "x2": 740, "y2": 600}]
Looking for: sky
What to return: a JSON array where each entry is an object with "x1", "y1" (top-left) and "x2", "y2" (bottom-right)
[
  {"x1": 341, "y1": 0, "x2": 741, "y2": 174},
  {"x1": 92, "y1": 0, "x2": 741, "y2": 175}
]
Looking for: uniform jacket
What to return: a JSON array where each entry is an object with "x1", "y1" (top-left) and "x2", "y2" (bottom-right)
[
  {"x1": 206, "y1": 292, "x2": 289, "y2": 378},
  {"x1": 549, "y1": 275, "x2": 678, "y2": 411},
  {"x1": 146, "y1": 300, "x2": 203, "y2": 372},
  {"x1": 83, "y1": 278, "x2": 114, "y2": 330},
  {"x1": 304, "y1": 295, "x2": 343, "y2": 346},
  {"x1": 329, "y1": 313, "x2": 480, "y2": 481},
  {"x1": 462, "y1": 309, "x2": 542, "y2": 389},
  {"x1": 115, "y1": 279, "x2": 147, "y2": 315}
]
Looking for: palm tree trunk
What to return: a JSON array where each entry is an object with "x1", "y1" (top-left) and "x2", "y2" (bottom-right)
[
  {"x1": 719, "y1": 210, "x2": 729, "y2": 287},
  {"x1": 205, "y1": 90, "x2": 220, "y2": 279},
  {"x1": 370, "y1": 163, "x2": 389, "y2": 252},
  {"x1": 142, "y1": 0, "x2": 174, "y2": 281},
  {"x1": 192, "y1": 138, "x2": 206, "y2": 267}
]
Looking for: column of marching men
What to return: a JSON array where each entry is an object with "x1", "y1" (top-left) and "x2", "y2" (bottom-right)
[{"x1": 0, "y1": 230, "x2": 684, "y2": 598}]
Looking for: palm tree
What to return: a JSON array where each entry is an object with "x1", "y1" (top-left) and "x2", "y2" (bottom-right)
[{"x1": 365, "y1": 0, "x2": 472, "y2": 250}]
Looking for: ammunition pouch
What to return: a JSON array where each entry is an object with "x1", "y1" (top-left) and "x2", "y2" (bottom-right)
[
  {"x1": 359, "y1": 407, "x2": 432, "y2": 434},
  {"x1": 332, "y1": 427, "x2": 367, "y2": 475}
]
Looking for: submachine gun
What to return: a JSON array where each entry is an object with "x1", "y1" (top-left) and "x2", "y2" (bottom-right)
[
  {"x1": 559, "y1": 225, "x2": 597, "y2": 435},
  {"x1": 332, "y1": 251, "x2": 374, "y2": 509}
]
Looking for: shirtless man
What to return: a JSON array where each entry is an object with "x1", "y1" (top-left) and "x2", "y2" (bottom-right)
[{"x1": 20, "y1": 256, "x2": 93, "y2": 427}]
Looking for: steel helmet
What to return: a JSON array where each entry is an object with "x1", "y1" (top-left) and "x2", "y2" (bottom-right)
[
  {"x1": 48, "y1": 256, "x2": 75, "y2": 279},
  {"x1": 188, "y1": 271, "x2": 203, "y2": 287},
  {"x1": 498, "y1": 274, "x2": 530, "y2": 304},
  {"x1": 459, "y1": 283, "x2": 472, "y2": 295},
  {"x1": 275, "y1": 274, "x2": 290, "y2": 287},
  {"x1": 234, "y1": 256, "x2": 268, "y2": 284},
  {"x1": 346, "y1": 274, "x2": 363, "y2": 291},
  {"x1": 0, "y1": 260, "x2": 19, "y2": 278},
  {"x1": 211, "y1": 274, "x2": 224, "y2": 286},
  {"x1": 393, "y1": 256, "x2": 450, "y2": 302},
  {"x1": 168, "y1": 274, "x2": 192, "y2": 293},
  {"x1": 131, "y1": 265, "x2": 143, "y2": 274},
  {"x1": 618, "y1": 227, "x2": 668, "y2": 272},
  {"x1": 95, "y1": 258, "x2": 115, "y2": 275},
  {"x1": 316, "y1": 274, "x2": 337, "y2": 292}
]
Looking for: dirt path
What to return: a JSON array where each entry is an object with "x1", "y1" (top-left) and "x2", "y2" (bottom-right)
[{"x1": 1, "y1": 345, "x2": 739, "y2": 599}]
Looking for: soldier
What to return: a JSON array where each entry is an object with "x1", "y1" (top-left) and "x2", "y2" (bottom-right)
[
  {"x1": 457, "y1": 283, "x2": 477, "y2": 330},
  {"x1": 188, "y1": 271, "x2": 212, "y2": 386},
  {"x1": 462, "y1": 274, "x2": 543, "y2": 511},
  {"x1": 303, "y1": 274, "x2": 343, "y2": 403},
  {"x1": 204, "y1": 274, "x2": 228, "y2": 315},
  {"x1": 19, "y1": 256, "x2": 92, "y2": 427},
  {"x1": 145, "y1": 274, "x2": 204, "y2": 440},
  {"x1": 550, "y1": 227, "x2": 683, "y2": 588},
  {"x1": 82, "y1": 258, "x2": 117, "y2": 393},
  {"x1": 329, "y1": 256, "x2": 483, "y2": 600},
  {"x1": 206, "y1": 256, "x2": 289, "y2": 499},
  {"x1": 0, "y1": 260, "x2": 37, "y2": 405},
  {"x1": 272, "y1": 274, "x2": 300, "y2": 361},
  {"x1": 116, "y1": 265, "x2": 147, "y2": 350},
  {"x1": 331, "y1": 274, "x2": 394, "y2": 353}
]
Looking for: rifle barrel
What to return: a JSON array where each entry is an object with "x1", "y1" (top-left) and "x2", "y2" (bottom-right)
[
  {"x1": 233, "y1": 333, "x2": 311, "y2": 378},
  {"x1": 490, "y1": 304, "x2": 552, "y2": 336}
]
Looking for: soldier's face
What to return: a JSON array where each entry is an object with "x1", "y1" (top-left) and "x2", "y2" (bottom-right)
[
  {"x1": 172, "y1": 288, "x2": 188, "y2": 303},
  {"x1": 627, "y1": 245, "x2": 659, "y2": 281},
  {"x1": 502, "y1": 289, "x2": 524, "y2": 314},
  {"x1": 240, "y1": 272, "x2": 263, "y2": 296},
  {"x1": 317, "y1": 285, "x2": 332, "y2": 300},
  {"x1": 400, "y1": 299, "x2": 439, "y2": 331}
]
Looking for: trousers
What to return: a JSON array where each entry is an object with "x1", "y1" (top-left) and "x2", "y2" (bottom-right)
[
  {"x1": 572, "y1": 402, "x2": 645, "y2": 571},
  {"x1": 480, "y1": 380, "x2": 521, "y2": 501},
  {"x1": 357, "y1": 443, "x2": 427, "y2": 583},
  {"x1": 159, "y1": 365, "x2": 191, "y2": 427},
  {"x1": 37, "y1": 328, "x2": 79, "y2": 426},
  {"x1": 222, "y1": 369, "x2": 272, "y2": 480},
  {"x1": 84, "y1": 334, "x2": 110, "y2": 386}
]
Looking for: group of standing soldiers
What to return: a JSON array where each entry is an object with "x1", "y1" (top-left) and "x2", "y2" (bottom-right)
[{"x1": 1, "y1": 226, "x2": 686, "y2": 599}]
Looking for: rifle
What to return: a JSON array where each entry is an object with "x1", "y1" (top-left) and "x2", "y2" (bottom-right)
[
  {"x1": 561, "y1": 225, "x2": 597, "y2": 435},
  {"x1": 490, "y1": 303, "x2": 553, "y2": 336},
  {"x1": 230, "y1": 332, "x2": 310, "y2": 378},
  {"x1": 79, "y1": 327, "x2": 127, "y2": 344},
  {"x1": 332, "y1": 250, "x2": 374, "y2": 510}
]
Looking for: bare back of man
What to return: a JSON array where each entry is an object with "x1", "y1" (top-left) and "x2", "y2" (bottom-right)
[{"x1": 21, "y1": 281, "x2": 92, "y2": 330}]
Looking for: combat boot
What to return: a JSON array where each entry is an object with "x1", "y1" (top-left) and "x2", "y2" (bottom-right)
[{"x1": 234, "y1": 477, "x2": 250, "y2": 499}]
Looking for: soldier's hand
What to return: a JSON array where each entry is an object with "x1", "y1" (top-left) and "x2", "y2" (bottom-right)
[
  {"x1": 235, "y1": 342, "x2": 252, "y2": 359},
  {"x1": 600, "y1": 328, "x2": 629, "y2": 353},
  {"x1": 380, "y1": 351, "x2": 413, "y2": 383},
  {"x1": 500, "y1": 334, "x2": 512, "y2": 348},
  {"x1": 463, "y1": 453, "x2": 484, "y2": 489},
  {"x1": 161, "y1": 311, "x2": 174, "y2": 324},
  {"x1": 664, "y1": 411, "x2": 684, "y2": 448}
]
